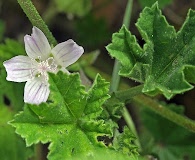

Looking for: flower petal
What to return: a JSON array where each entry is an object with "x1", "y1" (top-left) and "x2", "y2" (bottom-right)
[
  {"x1": 24, "y1": 26, "x2": 51, "y2": 60},
  {"x1": 51, "y1": 39, "x2": 84, "y2": 68},
  {"x1": 3, "y1": 55, "x2": 37, "y2": 82},
  {"x1": 24, "y1": 78, "x2": 50, "y2": 105}
]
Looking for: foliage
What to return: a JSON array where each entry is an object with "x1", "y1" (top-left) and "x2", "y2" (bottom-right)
[
  {"x1": 0, "y1": 39, "x2": 25, "y2": 110},
  {"x1": 107, "y1": 3, "x2": 195, "y2": 99},
  {"x1": 1, "y1": 1, "x2": 195, "y2": 160},
  {"x1": 139, "y1": 103, "x2": 195, "y2": 160},
  {"x1": 10, "y1": 72, "x2": 138, "y2": 160}
]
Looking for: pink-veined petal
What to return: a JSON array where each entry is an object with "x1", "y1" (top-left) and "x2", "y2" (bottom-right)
[
  {"x1": 51, "y1": 39, "x2": 84, "y2": 68},
  {"x1": 24, "y1": 77, "x2": 50, "y2": 105},
  {"x1": 3, "y1": 55, "x2": 37, "y2": 82},
  {"x1": 24, "y1": 26, "x2": 51, "y2": 60}
]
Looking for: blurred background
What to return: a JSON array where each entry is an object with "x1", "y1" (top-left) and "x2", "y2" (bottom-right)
[{"x1": 1, "y1": 0, "x2": 195, "y2": 160}]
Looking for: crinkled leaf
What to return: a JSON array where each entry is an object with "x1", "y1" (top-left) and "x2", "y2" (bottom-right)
[
  {"x1": 0, "y1": 106, "x2": 33, "y2": 160},
  {"x1": 139, "y1": 103, "x2": 195, "y2": 160},
  {"x1": 103, "y1": 94, "x2": 125, "y2": 121},
  {"x1": 0, "y1": 38, "x2": 25, "y2": 60},
  {"x1": 10, "y1": 72, "x2": 136, "y2": 159},
  {"x1": 113, "y1": 126, "x2": 139, "y2": 157},
  {"x1": 107, "y1": 3, "x2": 195, "y2": 99}
]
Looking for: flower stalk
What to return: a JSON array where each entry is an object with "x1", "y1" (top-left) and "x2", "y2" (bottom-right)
[{"x1": 17, "y1": 0, "x2": 57, "y2": 46}]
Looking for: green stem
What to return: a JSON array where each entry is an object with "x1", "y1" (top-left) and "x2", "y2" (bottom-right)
[
  {"x1": 109, "y1": 0, "x2": 142, "y2": 151},
  {"x1": 17, "y1": 0, "x2": 57, "y2": 46},
  {"x1": 110, "y1": 60, "x2": 121, "y2": 92},
  {"x1": 115, "y1": 85, "x2": 143, "y2": 102},
  {"x1": 123, "y1": 0, "x2": 133, "y2": 28},
  {"x1": 133, "y1": 95, "x2": 195, "y2": 133},
  {"x1": 123, "y1": 107, "x2": 142, "y2": 151},
  {"x1": 110, "y1": 0, "x2": 133, "y2": 92}
]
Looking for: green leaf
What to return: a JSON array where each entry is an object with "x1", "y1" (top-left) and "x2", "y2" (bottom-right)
[
  {"x1": 139, "y1": 103, "x2": 195, "y2": 160},
  {"x1": 54, "y1": 0, "x2": 91, "y2": 17},
  {"x1": 0, "y1": 39, "x2": 25, "y2": 60},
  {"x1": 138, "y1": 0, "x2": 172, "y2": 8},
  {"x1": 107, "y1": 3, "x2": 195, "y2": 99},
  {"x1": 10, "y1": 72, "x2": 137, "y2": 159},
  {"x1": 103, "y1": 94, "x2": 124, "y2": 121},
  {"x1": 113, "y1": 127, "x2": 138, "y2": 157},
  {"x1": 0, "y1": 105, "x2": 33, "y2": 160}
]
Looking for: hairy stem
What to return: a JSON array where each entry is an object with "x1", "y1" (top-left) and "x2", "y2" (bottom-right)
[
  {"x1": 133, "y1": 95, "x2": 195, "y2": 133},
  {"x1": 17, "y1": 0, "x2": 57, "y2": 45},
  {"x1": 115, "y1": 85, "x2": 143, "y2": 102}
]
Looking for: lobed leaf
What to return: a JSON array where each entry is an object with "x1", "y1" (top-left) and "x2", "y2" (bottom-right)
[
  {"x1": 107, "y1": 3, "x2": 195, "y2": 99},
  {"x1": 10, "y1": 72, "x2": 138, "y2": 159}
]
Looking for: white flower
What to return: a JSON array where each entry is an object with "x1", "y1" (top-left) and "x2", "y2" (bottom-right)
[{"x1": 3, "y1": 26, "x2": 84, "y2": 105}]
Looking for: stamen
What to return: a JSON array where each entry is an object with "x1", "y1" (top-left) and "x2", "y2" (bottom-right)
[{"x1": 29, "y1": 57, "x2": 58, "y2": 83}]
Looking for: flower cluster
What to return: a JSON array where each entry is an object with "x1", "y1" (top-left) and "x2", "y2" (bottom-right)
[{"x1": 3, "y1": 27, "x2": 84, "y2": 105}]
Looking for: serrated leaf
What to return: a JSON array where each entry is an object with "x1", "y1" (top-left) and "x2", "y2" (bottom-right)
[
  {"x1": 103, "y1": 94, "x2": 125, "y2": 121},
  {"x1": 139, "y1": 102, "x2": 195, "y2": 160},
  {"x1": 113, "y1": 127, "x2": 139, "y2": 157},
  {"x1": 107, "y1": 3, "x2": 195, "y2": 99},
  {"x1": 84, "y1": 74, "x2": 110, "y2": 118},
  {"x1": 10, "y1": 72, "x2": 125, "y2": 160}
]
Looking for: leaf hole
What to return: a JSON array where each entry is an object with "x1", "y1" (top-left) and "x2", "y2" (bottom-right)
[
  {"x1": 71, "y1": 148, "x2": 75, "y2": 154},
  {"x1": 3, "y1": 95, "x2": 11, "y2": 106},
  {"x1": 97, "y1": 135, "x2": 112, "y2": 146}
]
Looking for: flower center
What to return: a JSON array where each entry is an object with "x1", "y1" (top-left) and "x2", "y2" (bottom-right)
[{"x1": 31, "y1": 56, "x2": 58, "y2": 82}]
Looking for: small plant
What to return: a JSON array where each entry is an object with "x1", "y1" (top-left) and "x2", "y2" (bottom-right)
[{"x1": 0, "y1": 0, "x2": 195, "y2": 160}]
